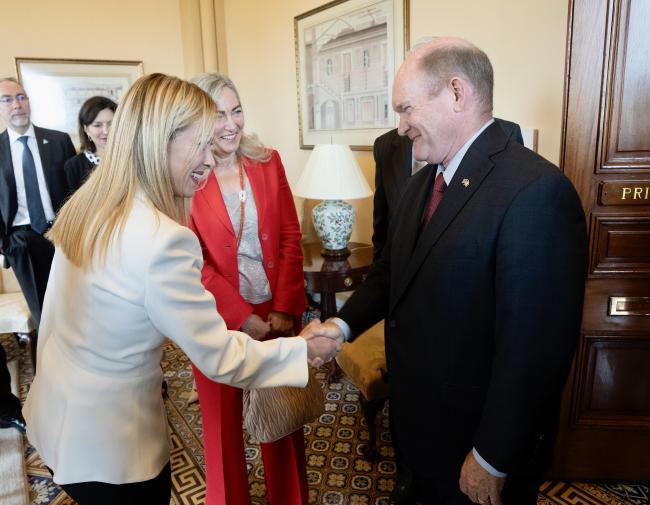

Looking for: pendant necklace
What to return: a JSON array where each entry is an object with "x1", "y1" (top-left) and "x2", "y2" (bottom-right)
[{"x1": 236, "y1": 161, "x2": 246, "y2": 248}]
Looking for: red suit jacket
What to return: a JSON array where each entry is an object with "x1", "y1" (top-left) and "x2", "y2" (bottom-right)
[{"x1": 189, "y1": 150, "x2": 306, "y2": 330}]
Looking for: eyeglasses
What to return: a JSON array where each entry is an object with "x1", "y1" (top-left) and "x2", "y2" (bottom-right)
[{"x1": 0, "y1": 94, "x2": 29, "y2": 105}]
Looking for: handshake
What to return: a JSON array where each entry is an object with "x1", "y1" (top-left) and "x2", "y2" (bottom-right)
[{"x1": 299, "y1": 319, "x2": 345, "y2": 368}]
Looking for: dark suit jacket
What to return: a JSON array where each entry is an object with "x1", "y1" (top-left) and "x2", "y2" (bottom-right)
[
  {"x1": 339, "y1": 122, "x2": 587, "y2": 476},
  {"x1": 0, "y1": 126, "x2": 74, "y2": 249},
  {"x1": 372, "y1": 118, "x2": 523, "y2": 259}
]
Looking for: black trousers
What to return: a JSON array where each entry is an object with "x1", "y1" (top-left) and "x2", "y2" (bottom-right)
[
  {"x1": 58, "y1": 463, "x2": 171, "y2": 505},
  {"x1": 3, "y1": 226, "x2": 54, "y2": 326},
  {"x1": 0, "y1": 343, "x2": 22, "y2": 418}
]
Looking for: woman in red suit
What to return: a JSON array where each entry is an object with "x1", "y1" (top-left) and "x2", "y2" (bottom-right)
[{"x1": 189, "y1": 73, "x2": 308, "y2": 505}]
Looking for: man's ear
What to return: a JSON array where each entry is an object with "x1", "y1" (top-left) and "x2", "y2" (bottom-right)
[{"x1": 450, "y1": 77, "x2": 466, "y2": 112}]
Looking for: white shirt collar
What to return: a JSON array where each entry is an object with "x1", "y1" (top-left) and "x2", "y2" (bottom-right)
[
  {"x1": 7, "y1": 124, "x2": 35, "y2": 143},
  {"x1": 438, "y1": 118, "x2": 495, "y2": 184}
]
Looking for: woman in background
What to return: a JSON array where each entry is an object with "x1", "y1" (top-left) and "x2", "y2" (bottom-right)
[
  {"x1": 23, "y1": 73, "x2": 338, "y2": 505},
  {"x1": 64, "y1": 95, "x2": 117, "y2": 191},
  {"x1": 190, "y1": 72, "x2": 308, "y2": 505}
]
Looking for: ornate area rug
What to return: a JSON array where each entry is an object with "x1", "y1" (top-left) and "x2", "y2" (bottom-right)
[
  {"x1": 0, "y1": 359, "x2": 29, "y2": 505},
  {"x1": 4, "y1": 333, "x2": 647, "y2": 505}
]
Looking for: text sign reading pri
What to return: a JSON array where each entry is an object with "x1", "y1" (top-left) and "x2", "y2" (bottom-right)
[{"x1": 599, "y1": 182, "x2": 650, "y2": 205}]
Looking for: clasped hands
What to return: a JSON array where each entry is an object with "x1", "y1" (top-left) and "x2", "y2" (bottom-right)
[
  {"x1": 241, "y1": 314, "x2": 344, "y2": 368},
  {"x1": 300, "y1": 318, "x2": 345, "y2": 368}
]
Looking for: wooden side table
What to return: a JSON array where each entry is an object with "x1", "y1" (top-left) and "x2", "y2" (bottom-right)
[
  {"x1": 302, "y1": 242, "x2": 373, "y2": 381},
  {"x1": 302, "y1": 242, "x2": 373, "y2": 320}
]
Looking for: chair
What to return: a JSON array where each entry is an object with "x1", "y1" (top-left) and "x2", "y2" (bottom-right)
[
  {"x1": 0, "y1": 256, "x2": 36, "y2": 367},
  {"x1": 335, "y1": 320, "x2": 389, "y2": 460}
]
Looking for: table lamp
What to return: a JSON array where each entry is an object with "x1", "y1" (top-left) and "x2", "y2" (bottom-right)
[{"x1": 294, "y1": 144, "x2": 372, "y2": 259}]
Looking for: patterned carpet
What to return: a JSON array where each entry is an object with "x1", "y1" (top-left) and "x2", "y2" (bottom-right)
[{"x1": 2, "y1": 332, "x2": 648, "y2": 505}]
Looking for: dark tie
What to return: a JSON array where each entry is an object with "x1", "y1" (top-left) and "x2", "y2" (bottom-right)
[
  {"x1": 18, "y1": 136, "x2": 48, "y2": 234},
  {"x1": 420, "y1": 171, "x2": 447, "y2": 229}
]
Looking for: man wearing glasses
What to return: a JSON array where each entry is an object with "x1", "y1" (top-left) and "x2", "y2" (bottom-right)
[{"x1": 0, "y1": 77, "x2": 74, "y2": 329}]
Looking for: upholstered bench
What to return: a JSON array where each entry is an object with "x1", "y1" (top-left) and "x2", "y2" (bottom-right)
[
  {"x1": 0, "y1": 258, "x2": 36, "y2": 368},
  {"x1": 335, "y1": 320, "x2": 388, "y2": 460}
]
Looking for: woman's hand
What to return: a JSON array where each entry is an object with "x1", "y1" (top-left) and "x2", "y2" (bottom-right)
[
  {"x1": 268, "y1": 311, "x2": 294, "y2": 334},
  {"x1": 302, "y1": 333, "x2": 342, "y2": 368},
  {"x1": 241, "y1": 314, "x2": 271, "y2": 341}
]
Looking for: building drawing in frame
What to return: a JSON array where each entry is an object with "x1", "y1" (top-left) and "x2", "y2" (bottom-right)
[
  {"x1": 295, "y1": 0, "x2": 408, "y2": 149},
  {"x1": 15, "y1": 58, "x2": 143, "y2": 148},
  {"x1": 305, "y1": 3, "x2": 391, "y2": 131}
]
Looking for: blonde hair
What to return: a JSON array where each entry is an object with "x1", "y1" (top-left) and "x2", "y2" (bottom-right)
[
  {"x1": 191, "y1": 72, "x2": 271, "y2": 163},
  {"x1": 48, "y1": 73, "x2": 217, "y2": 268}
]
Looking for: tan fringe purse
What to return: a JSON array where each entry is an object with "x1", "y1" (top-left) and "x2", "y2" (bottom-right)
[{"x1": 242, "y1": 332, "x2": 325, "y2": 443}]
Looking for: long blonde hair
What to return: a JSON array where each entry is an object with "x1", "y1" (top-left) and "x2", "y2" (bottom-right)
[
  {"x1": 191, "y1": 72, "x2": 271, "y2": 163},
  {"x1": 48, "y1": 73, "x2": 218, "y2": 268}
]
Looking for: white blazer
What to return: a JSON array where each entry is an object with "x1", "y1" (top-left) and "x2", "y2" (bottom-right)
[{"x1": 23, "y1": 195, "x2": 308, "y2": 485}]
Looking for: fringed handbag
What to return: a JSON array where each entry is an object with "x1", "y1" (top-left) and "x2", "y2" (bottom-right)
[{"x1": 243, "y1": 345, "x2": 324, "y2": 443}]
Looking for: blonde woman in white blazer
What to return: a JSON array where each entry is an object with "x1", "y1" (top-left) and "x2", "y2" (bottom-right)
[{"x1": 23, "y1": 74, "x2": 340, "y2": 505}]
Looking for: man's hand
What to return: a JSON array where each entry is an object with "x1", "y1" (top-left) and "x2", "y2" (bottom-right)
[
  {"x1": 268, "y1": 311, "x2": 294, "y2": 334},
  {"x1": 299, "y1": 319, "x2": 344, "y2": 367},
  {"x1": 300, "y1": 318, "x2": 345, "y2": 344},
  {"x1": 459, "y1": 450, "x2": 505, "y2": 505},
  {"x1": 303, "y1": 334, "x2": 342, "y2": 367},
  {"x1": 240, "y1": 314, "x2": 271, "y2": 341}
]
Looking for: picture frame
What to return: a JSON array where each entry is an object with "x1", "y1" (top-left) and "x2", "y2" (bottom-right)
[
  {"x1": 15, "y1": 58, "x2": 143, "y2": 148},
  {"x1": 294, "y1": 0, "x2": 409, "y2": 150}
]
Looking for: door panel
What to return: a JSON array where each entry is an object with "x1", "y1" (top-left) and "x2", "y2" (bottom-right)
[{"x1": 552, "y1": 0, "x2": 650, "y2": 479}]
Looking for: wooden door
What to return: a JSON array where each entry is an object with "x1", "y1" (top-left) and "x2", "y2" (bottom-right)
[{"x1": 551, "y1": 0, "x2": 650, "y2": 479}]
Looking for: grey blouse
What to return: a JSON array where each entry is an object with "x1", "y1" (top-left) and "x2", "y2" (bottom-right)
[{"x1": 221, "y1": 176, "x2": 272, "y2": 304}]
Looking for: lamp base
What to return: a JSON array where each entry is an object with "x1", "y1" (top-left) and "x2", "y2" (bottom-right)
[
  {"x1": 312, "y1": 199, "x2": 355, "y2": 253},
  {"x1": 320, "y1": 247, "x2": 351, "y2": 260}
]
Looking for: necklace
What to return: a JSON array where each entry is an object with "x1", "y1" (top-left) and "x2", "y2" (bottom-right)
[{"x1": 236, "y1": 161, "x2": 247, "y2": 248}]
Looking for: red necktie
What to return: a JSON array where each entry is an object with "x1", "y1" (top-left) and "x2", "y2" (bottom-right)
[{"x1": 421, "y1": 171, "x2": 447, "y2": 229}]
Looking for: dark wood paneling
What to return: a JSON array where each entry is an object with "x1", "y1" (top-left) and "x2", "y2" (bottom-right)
[
  {"x1": 560, "y1": 0, "x2": 608, "y2": 214},
  {"x1": 574, "y1": 335, "x2": 650, "y2": 425},
  {"x1": 591, "y1": 216, "x2": 650, "y2": 273},
  {"x1": 555, "y1": 0, "x2": 650, "y2": 479},
  {"x1": 601, "y1": 0, "x2": 650, "y2": 169}
]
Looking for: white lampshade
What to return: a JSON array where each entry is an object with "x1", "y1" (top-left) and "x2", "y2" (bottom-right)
[
  {"x1": 294, "y1": 144, "x2": 372, "y2": 200},
  {"x1": 294, "y1": 144, "x2": 371, "y2": 256}
]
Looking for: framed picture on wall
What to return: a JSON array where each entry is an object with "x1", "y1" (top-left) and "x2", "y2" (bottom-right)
[
  {"x1": 15, "y1": 58, "x2": 143, "y2": 148},
  {"x1": 294, "y1": 0, "x2": 409, "y2": 150}
]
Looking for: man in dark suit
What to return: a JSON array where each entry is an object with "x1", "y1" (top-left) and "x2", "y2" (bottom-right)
[
  {"x1": 0, "y1": 77, "x2": 74, "y2": 326},
  {"x1": 372, "y1": 121, "x2": 524, "y2": 505},
  {"x1": 306, "y1": 37, "x2": 587, "y2": 505}
]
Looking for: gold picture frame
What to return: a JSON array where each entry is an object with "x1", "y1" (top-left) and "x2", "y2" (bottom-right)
[
  {"x1": 294, "y1": 0, "x2": 409, "y2": 151},
  {"x1": 15, "y1": 57, "x2": 143, "y2": 148}
]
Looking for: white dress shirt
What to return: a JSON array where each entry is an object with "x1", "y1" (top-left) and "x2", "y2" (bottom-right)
[{"x1": 7, "y1": 125, "x2": 56, "y2": 226}]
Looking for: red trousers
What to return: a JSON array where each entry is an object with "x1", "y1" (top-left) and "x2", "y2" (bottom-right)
[
  {"x1": 192, "y1": 304, "x2": 308, "y2": 505},
  {"x1": 193, "y1": 368, "x2": 308, "y2": 505}
]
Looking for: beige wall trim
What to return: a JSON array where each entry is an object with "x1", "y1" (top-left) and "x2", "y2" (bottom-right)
[{"x1": 179, "y1": 0, "x2": 227, "y2": 78}]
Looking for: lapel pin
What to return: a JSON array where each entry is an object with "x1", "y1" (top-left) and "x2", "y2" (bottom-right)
[
  {"x1": 42, "y1": 139, "x2": 48, "y2": 144},
  {"x1": 462, "y1": 178, "x2": 470, "y2": 187}
]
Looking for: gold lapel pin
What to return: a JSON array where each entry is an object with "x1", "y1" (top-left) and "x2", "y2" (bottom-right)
[{"x1": 462, "y1": 178, "x2": 470, "y2": 187}]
